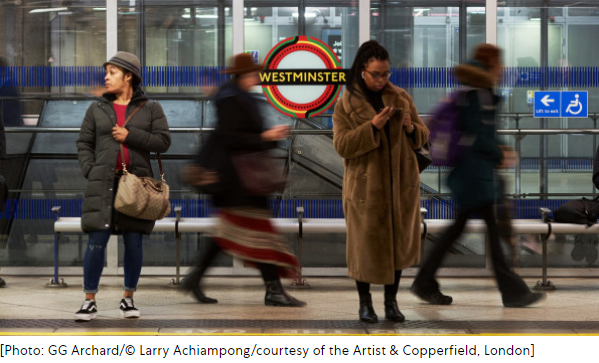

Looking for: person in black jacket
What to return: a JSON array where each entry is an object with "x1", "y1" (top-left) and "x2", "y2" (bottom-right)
[
  {"x1": 181, "y1": 53, "x2": 305, "y2": 307},
  {"x1": 411, "y1": 44, "x2": 545, "y2": 308},
  {"x1": 0, "y1": 57, "x2": 22, "y2": 130},
  {"x1": 593, "y1": 146, "x2": 599, "y2": 190},
  {"x1": 0, "y1": 56, "x2": 21, "y2": 288},
  {"x1": 75, "y1": 52, "x2": 171, "y2": 321}
]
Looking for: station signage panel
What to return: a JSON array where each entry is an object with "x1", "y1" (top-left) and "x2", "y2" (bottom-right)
[
  {"x1": 533, "y1": 91, "x2": 588, "y2": 118},
  {"x1": 260, "y1": 36, "x2": 346, "y2": 118}
]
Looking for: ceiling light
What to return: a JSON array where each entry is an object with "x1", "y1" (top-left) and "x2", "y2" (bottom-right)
[{"x1": 29, "y1": 7, "x2": 68, "y2": 14}]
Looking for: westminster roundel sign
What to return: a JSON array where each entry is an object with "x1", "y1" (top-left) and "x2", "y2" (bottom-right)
[{"x1": 260, "y1": 36, "x2": 346, "y2": 118}]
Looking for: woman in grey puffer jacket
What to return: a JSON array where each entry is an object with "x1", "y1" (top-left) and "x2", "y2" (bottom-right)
[{"x1": 75, "y1": 52, "x2": 170, "y2": 321}]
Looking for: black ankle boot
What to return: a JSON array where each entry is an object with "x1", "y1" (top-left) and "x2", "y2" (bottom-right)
[
  {"x1": 358, "y1": 295, "x2": 378, "y2": 323},
  {"x1": 189, "y1": 286, "x2": 218, "y2": 304},
  {"x1": 181, "y1": 276, "x2": 218, "y2": 304},
  {"x1": 410, "y1": 283, "x2": 453, "y2": 305},
  {"x1": 384, "y1": 300, "x2": 405, "y2": 322},
  {"x1": 264, "y1": 280, "x2": 306, "y2": 307}
]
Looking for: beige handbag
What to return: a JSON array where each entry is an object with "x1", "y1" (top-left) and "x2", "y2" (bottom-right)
[{"x1": 113, "y1": 103, "x2": 171, "y2": 220}]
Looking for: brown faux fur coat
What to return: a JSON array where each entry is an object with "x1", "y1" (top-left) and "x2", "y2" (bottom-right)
[{"x1": 333, "y1": 83, "x2": 429, "y2": 285}]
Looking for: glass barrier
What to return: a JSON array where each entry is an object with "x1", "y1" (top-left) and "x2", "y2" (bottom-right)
[
  {"x1": 3, "y1": 97, "x2": 599, "y2": 271},
  {"x1": 1, "y1": 0, "x2": 599, "y2": 274},
  {"x1": 118, "y1": 1, "x2": 233, "y2": 94}
]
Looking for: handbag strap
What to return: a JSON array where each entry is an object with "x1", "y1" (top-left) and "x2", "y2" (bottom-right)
[
  {"x1": 156, "y1": 153, "x2": 165, "y2": 182},
  {"x1": 118, "y1": 102, "x2": 146, "y2": 172},
  {"x1": 117, "y1": 102, "x2": 166, "y2": 182}
]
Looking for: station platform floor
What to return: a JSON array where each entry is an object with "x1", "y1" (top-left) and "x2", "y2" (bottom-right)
[{"x1": 1, "y1": 275, "x2": 599, "y2": 335}]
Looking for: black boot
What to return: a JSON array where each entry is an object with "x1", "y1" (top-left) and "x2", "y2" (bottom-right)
[
  {"x1": 358, "y1": 294, "x2": 378, "y2": 323},
  {"x1": 411, "y1": 279, "x2": 453, "y2": 305},
  {"x1": 264, "y1": 280, "x2": 306, "y2": 307},
  {"x1": 0, "y1": 277, "x2": 5, "y2": 288},
  {"x1": 180, "y1": 263, "x2": 217, "y2": 304},
  {"x1": 180, "y1": 242, "x2": 220, "y2": 304},
  {"x1": 384, "y1": 295, "x2": 405, "y2": 322},
  {"x1": 180, "y1": 275, "x2": 218, "y2": 304}
]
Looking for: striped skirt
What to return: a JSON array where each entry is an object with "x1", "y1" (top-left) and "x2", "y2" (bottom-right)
[{"x1": 211, "y1": 208, "x2": 301, "y2": 278}]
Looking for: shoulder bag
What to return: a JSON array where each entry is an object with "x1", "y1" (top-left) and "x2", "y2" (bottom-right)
[
  {"x1": 113, "y1": 103, "x2": 171, "y2": 220},
  {"x1": 414, "y1": 140, "x2": 432, "y2": 173},
  {"x1": 231, "y1": 150, "x2": 286, "y2": 196}
]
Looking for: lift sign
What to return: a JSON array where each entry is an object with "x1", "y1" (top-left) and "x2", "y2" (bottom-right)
[{"x1": 534, "y1": 91, "x2": 588, "y2": 118}]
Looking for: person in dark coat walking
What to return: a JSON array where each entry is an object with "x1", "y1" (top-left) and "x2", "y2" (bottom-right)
[
  {"x1": 180, "y1": 53, "x2": 305, "y2": 307},
  {"x1": 411, "y1": 44, "x2": 545, "y2": 308},
  {"x1": 0, "y1": 56, "x2": 21, "y2": 288},
  {"x1": 0, "y1": 57, "x2": 22, "y2": 130},
  {"x1": 592, "y1": 145, "x2": 599, "y2": 190},
  {"x1": 75, "y1": 52, "x2": 171, "y2": 321}
]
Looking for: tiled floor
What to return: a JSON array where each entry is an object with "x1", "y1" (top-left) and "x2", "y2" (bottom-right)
[{"x1": 1, "y1": 275, "x2": 599, "y2": 335}]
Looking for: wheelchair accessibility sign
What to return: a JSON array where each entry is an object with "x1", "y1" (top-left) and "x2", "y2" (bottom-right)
[
  {"x1": 534, "y1": 91, "x2": 588, "y2": 118},
  {"x1": 562, "y1": 91, "x2": 587, "y2": 117}
]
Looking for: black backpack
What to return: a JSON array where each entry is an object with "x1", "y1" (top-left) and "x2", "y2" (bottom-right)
[{"x1": 554, "y1": 196, "x2": 599, "y2": 226}]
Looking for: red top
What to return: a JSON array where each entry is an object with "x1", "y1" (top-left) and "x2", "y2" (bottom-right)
[{"x1": 114, "y1": 103, "x2": 130, "y2": 170}]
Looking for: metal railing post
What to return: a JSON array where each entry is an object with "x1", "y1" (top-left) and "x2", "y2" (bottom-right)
[
  {"x1": 170, "y1": 206, "x2": 183, "y2": 286},
  {"x1": 291, "y1": 206, "x2": 309, "y2": 288},
  {"x1": 47, "y1": 206, "x2": 67, "y2": 288},
  {"x1": 534, "y1": 208, "x2": 556, "y2": 291}
]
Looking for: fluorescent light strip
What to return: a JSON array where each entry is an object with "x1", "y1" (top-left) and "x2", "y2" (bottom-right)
[{"x1": 29, "y1": 7, "x2": 68, "y2": 14}]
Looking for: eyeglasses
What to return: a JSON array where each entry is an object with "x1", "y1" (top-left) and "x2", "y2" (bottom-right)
[{"x1": 364, "y1": 70, "x2": 392, "y2": 80}]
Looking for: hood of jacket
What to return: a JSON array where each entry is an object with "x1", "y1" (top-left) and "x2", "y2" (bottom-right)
[{"x1": 455, "y1": 60, "x2": 495, "y2": 89}]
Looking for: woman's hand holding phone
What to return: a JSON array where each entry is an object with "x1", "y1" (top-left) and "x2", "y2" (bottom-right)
[{"x1": 372, "y1": 106, "x2": 395, "y2": 129}]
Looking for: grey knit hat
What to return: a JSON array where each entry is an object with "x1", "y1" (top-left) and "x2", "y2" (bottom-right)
[{"x1": 103, "y1": 51, "x2": 142, "y2": 85}]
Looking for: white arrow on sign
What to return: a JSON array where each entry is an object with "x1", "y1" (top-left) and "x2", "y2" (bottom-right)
[{"x1": 541, "y1": 94, "x2": 555, "y2": 107}]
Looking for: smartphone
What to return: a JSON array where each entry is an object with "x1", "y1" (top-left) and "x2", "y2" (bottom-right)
[{"x1": 379, "y1": 107, "x2": 401, "y2": 117}]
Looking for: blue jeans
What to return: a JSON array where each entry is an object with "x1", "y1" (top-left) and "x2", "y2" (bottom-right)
[{"x1": 83, "y1": 229, "x2": 144, "y2": 294}]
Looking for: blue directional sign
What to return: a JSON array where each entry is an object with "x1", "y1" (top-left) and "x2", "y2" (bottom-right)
[
  {"x1": 561, "y1": 91, "x2": 588, "y2": 118},
  {"x1": 534, "y1": 91, "x2": 560, "y2": 117},
  {"x1": 246, "y1": 50, "x2": 259, "y2": 64},
  {"x1": 534, "y1": 90, "x2": 589, "y2": 118}
]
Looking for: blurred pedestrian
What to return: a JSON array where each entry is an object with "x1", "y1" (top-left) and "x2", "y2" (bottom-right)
[
  {"x1": 0, "y1": 56, "x2": 22, "y2": 288},
  {"x1": 180, "y1": 53, "x2": 305, "y2": 307},
  {"x1": 75, "y1": 51, "x2": 171, "y2": 321},
  {"x1": 0, "y1": 57, "x2": 22, "y2": 128},
  {"x1": 411, "y1": 44, "x2": 545, "y2": 308},
  {"x1": 332, "y1": 40, "x2": 429, "y2": 323}
]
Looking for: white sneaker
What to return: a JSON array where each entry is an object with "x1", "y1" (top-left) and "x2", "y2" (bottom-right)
[
  {"x1": 75, "y1": 300, "x2": 97, "y2": 321},
  {"x1": 120, "y1": 298, "x2": 140, "y2": 318}
]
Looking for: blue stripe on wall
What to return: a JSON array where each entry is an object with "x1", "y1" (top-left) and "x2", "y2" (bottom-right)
[
  {"x1": 0, "y1": 198, "x2": 575, "y2": 221},
  {"x1": 2, "y1": 66, "x2": 599, "y2": 88}
]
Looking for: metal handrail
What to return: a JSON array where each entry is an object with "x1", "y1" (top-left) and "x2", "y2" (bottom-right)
[
  {"x1": 7, "y1": 190, "x2": 595, "y2": 199},
  {"x1": 7, "y1": 127, "x2": 599, "y2": 136}
]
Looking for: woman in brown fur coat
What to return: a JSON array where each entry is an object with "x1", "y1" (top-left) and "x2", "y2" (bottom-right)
[{"x1": 333, "y1": 41, "x2": 429, "y2": 323}]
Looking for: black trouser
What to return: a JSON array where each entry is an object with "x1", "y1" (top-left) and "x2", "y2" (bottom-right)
[
  {"x1": 414, "y1": 203, "x2": 530, "y2": 304},
  {"x1": 184, "y1": 238, "x2": 278, "y2": 287}
]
